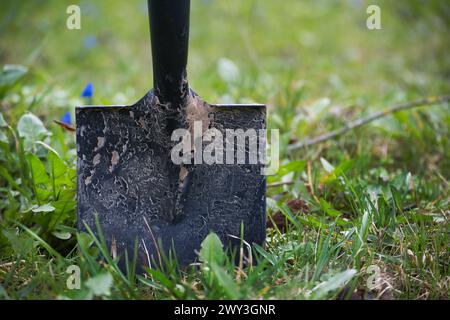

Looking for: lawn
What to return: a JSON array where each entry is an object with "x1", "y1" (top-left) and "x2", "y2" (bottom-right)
[{"x1": 0, "y1": 0, "x2": 449, "y2": 299}]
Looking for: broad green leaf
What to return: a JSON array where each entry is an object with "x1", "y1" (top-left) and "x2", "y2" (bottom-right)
[
  {"x1": 47, "y1": 149, "x2": 70, "y2": 186},
  {"x1": 35, "y1": 187, "x2": 52, "y2": 201},
  {"x1": 27, "y1": 153, "x2": 49, "y2": 186},
  {"x1": 49, "y1": 200, "x2": 76, "y2": 227},
  {"x1": 51, "y1": 199, "x2": 76, "y2": 213},
  {"x1": 51, "y1": 230, "x2": 71, "y2": 240},
  {"x1": 0, "y1": 64, "x2": 28, "y2": 87},
  {"x1": 31, "y1": 203, "x2": 55, "y2": 213},
  {"x1": 199, "y1": 232, "x2": 224, "y2": 265},
  {"x1": 85, "y1": 272, "x2": 113, "y2": 297},
  {"x1": 17, "y1": 113, "x2": 49, "y2": 142},
  {"x1": 277, "y1": 160, "x2": 306, "y2": 177}
]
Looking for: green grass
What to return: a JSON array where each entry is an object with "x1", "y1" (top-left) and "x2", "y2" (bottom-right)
[{"x1": 0, "y1": 0, "x2": 449, "y2": 299}]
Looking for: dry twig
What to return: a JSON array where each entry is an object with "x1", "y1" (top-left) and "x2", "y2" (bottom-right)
[{"x1": 288, "y1": 95, "x2": 450, "y2": 152}]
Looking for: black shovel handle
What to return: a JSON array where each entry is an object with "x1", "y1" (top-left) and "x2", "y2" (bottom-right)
[{"x1": 148, "y1": 0, "x2": 190, "y2": 104}]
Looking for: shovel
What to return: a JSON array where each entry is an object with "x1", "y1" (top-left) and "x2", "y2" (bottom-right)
[{"x1": 76, "y1": 0, "x2": 266, "y2": 268}]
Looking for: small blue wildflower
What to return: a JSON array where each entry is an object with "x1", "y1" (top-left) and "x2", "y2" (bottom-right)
[
  {"x1": 83, "y1": 36, "x2": 97, "y2": 50},
  {"x1": 61, "y1": 111, "x2": 72, "y2": 125},
  {"x1": 81, "y1": 83, "x2": 93, "y2": 98}
]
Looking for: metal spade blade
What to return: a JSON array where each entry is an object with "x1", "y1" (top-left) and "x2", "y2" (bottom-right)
[{"x1": 76, "y1": 0, "x2": 266, "y2": 268}]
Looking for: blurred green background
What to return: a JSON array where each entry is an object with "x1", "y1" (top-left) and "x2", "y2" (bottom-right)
[{"x1": 1, "y1": 0, "x2": 449, "y2": 106}]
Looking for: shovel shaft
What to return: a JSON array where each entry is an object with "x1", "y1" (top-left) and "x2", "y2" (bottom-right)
[{"x1": 148, "y1": 0, "x2": 190, "y2": 104}]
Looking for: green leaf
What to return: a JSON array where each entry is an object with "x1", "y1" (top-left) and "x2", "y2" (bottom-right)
[
  {"x1": 52, "y1": 225, "x2": 75, "y2": 240},
  {"x1": 253, "y1": 243, "x2": 277, "y2": 265},
  {"x1": 51, "y1": 231, "x2": 71, "y2": 240},
  {"x1": 145, "y1": 268, "x2": 174, "y2": 290},
  {"x1": 0, "y1": 131, "x2": 8, "y2": 144},
  {"x1": 48, "y1": 149, "x2": 68, "y2": 183},
  {"x1": 311, "y1": 269, "x2": 357, "y2": 299},
  {"x1": 35, "y1": 188, "x2": 52, "y2": 201},
  {"x1": 31, "y1": 203, "x2": 55, "y2": 213},
  {"x1": 276, "y1": 160, "x2": 306, "y2": 177},
  {"x1": 390, "y1": 185, "x2": 403, "y2": 213},
  {"x1": 199, "y1": 232, "x2": 225, "y2": 265},
  {"x1": 0, "y1": 64, "x2": 28, "y2": 87},
  {"x1": 85, "y1": 272, "x2": 113, "y2": 297},
  {"x1": 321, "y1": 159, "x2": 354, "y2": 184},
  {"x1": 320, "y1": 157, "x2": 335, "y2": 173},
  {"x1": 0, "y1": 112, "x2": 8, "y2": 128},
  {"x1": 17, "y1": 113, "x2": 49, "y2": 142},
  {"x1": 210, "y1": 262, "x2": 240, "y2": 299},
  {"x1": 277, "y1": 202, "x2": 303, "y2": 229},
  {"x1": 27, "y1": 153, "x2": 49, "y2": 186},
  {"x1": 319, "y1": 198, "x2": 341, "y2": 217},
  {"x1": 35, "y1": 140, "x2": 59, "y2": 156},
  {"x1": 50, "y1": 200, "x2": 76, "y2": 226}
]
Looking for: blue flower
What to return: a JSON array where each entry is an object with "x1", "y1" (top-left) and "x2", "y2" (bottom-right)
[
  {"x1": 81, "y1": 83, "x2": 93, "y2": 98},
  {"x1": 83, "y1": 36, "x2": 97, "y2": 50},
  {"x1": 61, "y1": 111, "x2": 72, "y2": 125}
]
